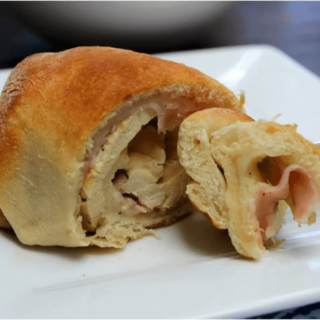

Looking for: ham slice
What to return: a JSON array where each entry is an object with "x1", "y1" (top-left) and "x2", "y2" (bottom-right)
[{"x1": 253, "y1": 162, "x2": 319, "y2": 241}]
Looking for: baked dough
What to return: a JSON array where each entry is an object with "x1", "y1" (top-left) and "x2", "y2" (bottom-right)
[
  {"x1": 178, "y1": 108, "x2": 320, "y2": 259},
  {"x1": 0, "y1": 46, "x2": 244, "y2": 247}
]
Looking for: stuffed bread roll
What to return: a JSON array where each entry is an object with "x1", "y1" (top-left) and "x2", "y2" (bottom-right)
[
  {"x1": 178, "y1": 108, "x2": 320, "y2": 259},
  {"x1": 0, "y1": 47, "x2": 244, "y2": 248}
]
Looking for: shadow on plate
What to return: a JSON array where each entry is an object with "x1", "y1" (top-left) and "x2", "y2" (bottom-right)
[
  {"x1": 0, "y1": 211, "x2": 242, "y2": 261},
  {"x1": 172, "y1": 211, "x2": 240, "y2": 259}
]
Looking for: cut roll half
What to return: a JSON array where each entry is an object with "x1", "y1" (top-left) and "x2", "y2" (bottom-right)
[
  {"x1": 0, "y1": 46, "x2": 243, "y2": 248},
  {"x1": 178, "y1": 108, "x2": 320, "y2": 259}
]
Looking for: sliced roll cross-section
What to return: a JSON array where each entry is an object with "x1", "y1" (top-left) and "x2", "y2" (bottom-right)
[
  {"x1": 0, "y1": 46, "x2": 244, "y2": 248},
  {"x1": 178, "y1": 108, "x2": 320, "y2": 259}
]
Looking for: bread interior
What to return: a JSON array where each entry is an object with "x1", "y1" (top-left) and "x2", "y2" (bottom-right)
[{"x1": 79, "y1": 103, "x2": 192, "y2": 248}]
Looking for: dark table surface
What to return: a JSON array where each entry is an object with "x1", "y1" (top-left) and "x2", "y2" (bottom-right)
[{"x1": 1, "y1": 2, "x2": 320, "y2": 319}]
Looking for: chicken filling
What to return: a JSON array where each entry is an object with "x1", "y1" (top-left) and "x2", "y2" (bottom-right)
[{"x1": 79, "y1": 108, "x2": 190, "y2": 233}]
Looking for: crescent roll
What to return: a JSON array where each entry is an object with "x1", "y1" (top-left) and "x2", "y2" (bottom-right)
[
  {"x1": 0, "y1": 46, "x2": 244, "y2": 248},
  {"x1": 178, "y1": 108, "x2": 320, "y2": 259}
]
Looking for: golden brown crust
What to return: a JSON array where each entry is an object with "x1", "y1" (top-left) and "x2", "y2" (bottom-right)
[
  {"x1": 186, "y1": 107, "x2": 254, "y2": 127},
  {"x1": 0, "y1": 47, "x2": 243, "y2": 174}
]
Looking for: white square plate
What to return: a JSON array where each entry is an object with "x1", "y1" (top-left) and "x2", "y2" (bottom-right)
[{"x1": 1, "y1": 45, "x2": 320, "y2": 318}]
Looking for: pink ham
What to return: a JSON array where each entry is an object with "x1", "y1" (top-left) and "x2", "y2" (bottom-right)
[{"x1": 253, "y1": 163, "x2": 319, "y2": 240}]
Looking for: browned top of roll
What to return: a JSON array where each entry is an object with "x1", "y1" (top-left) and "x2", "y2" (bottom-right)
[{"x1": 0, "y1": 46, "x2": 242, "y2": 172}]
